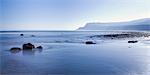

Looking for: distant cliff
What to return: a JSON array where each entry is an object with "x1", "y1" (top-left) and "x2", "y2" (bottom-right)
[{"x1": 77, "y1": 18, "x2": 150, "y2": 31}]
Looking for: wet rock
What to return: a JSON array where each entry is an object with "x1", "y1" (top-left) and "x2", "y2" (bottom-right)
[
  {"x1": 128, "y1": 41, "x2": 138, "y2": 43},
  {"x1": 20, "y1": 34, "x2": 24, "y2": 36},
  {"x1": 36, "y1": 46, "x2": 43, "y2": 49},
  {"x1": 103, "y1": 34, "x2": 130, "y2": 38},
  {"x1": 85, "y1": 41, "x2": 96, "y2": 44},
  {"x1": 10, "y1": 47, "x2": 21, "y2": 53},
  {"x1": 23, "y1": 43, "x2": 35, "y2": 50}
]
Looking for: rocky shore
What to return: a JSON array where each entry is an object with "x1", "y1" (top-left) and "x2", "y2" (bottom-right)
[{"x1": 89, "y1": 32, "x2": 150, "y2": 39}]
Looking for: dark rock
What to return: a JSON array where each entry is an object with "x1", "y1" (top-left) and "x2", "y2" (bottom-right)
[
  {"x1": 85, "y1": 41, "x2": 96, "y2": 44},
  {"x1": 20, "y1": 34, "x2": 24, "y2": 36},
  {"x1": 128, "y1": 41, "x2": 138, "y2": 43},
  {"x1": 103, "y1": 34, "x2": 130, "y2": 38},
  {"x1": 36, "y1": 46, "x2": 43, "y2": 49},
  {"x1": 10, "y1": 47, "x2": 21, "y2": 50},
  {"x1": 22, "y1": 43, "x2": 35, "y2": 50},
  {"x1": 10, "y1": 47, "x2": 21, "y2": 53}
]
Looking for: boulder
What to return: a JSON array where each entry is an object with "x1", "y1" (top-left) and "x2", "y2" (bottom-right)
[
  {"x1": 85, "y1": 41, "x2": 96, "y2": 44},
  {"x1": 128, "y1": 41, "x2": 138, "y2": 43},
  {"x1": 36, "y1": 46, "x2": 43, "y2": 49},
  {"x1": 23, "y1": 43, "x2": 35, "y2": 50},
  {"x1": 10, "y1": 47, "x2": 21, "y2": 53}
]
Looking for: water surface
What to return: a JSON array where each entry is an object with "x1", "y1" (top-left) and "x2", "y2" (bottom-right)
[{"x1": 0, "y1": 31, "x2": 150, "y2": 75}]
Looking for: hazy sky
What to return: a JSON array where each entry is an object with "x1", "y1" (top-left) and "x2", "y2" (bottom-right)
[{"x1": 0, "y1": 0, "x2": 150, "y2": 30}]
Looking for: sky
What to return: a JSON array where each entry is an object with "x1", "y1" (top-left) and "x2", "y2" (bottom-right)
[{"x1": 0, "y1": 0, "x2": 150, "y2": 30}]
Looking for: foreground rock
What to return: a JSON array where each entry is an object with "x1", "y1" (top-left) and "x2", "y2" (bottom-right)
[
  {"x1": 10, "y1": 43, "x2": 43, "y2": 53},
  {"x1": 23, "y1": 43, "x2": 35, "y2": 50},
  {"x1": 85, "y1": 41, "x2": 96, "y2": 44},
  {"x1": 128, "y1": 41, "x2": 138, "y2": 43},
  {"x1": 10, "y1": 47, "x2": 21, "y2": 53}
]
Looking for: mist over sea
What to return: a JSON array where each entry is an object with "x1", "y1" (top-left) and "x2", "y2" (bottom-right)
[{"x1": 0, "y1": 31, "x2": 150, "y2": 75}]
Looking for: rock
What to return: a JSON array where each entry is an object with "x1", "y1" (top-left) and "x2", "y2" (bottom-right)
[
  {"x1": 128, "y1": 41, "x2": 138, "y2": 43},
  {"x1": 20, "y1": 34, "x2": 24, "y2": 36},
  {"x1": 23, "y1": 43, "x2": 35, "y2": 50},
  {"x1": 36, "y1": 46, "x2": 43, "y2": 49},
  {"x1": 10, "y1": 47, "x2": 21, "y2": 53},
  {"x1": 10, "y1": 47, "x2": 21, "y2": 51},
  {"x1": 85, "y1": 41, "x2": 96, "y2": 44}
]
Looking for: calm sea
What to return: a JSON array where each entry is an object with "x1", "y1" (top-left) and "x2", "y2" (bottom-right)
[{"x1": 0, "y1": 31, "x2": 150, "y2": 75}]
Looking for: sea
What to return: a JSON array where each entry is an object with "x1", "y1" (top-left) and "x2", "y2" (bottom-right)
[{"x1": 0, "y1": 31, "x2": 150, "y2": 75}]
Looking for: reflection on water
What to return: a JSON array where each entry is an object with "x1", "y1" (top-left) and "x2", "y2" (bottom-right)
[
  {"x1": 10, "y1": 49, "x2": 21, "y2": 54},
  {"x1": 10, "y1": 49, "x2": 43, "y2": 55}
]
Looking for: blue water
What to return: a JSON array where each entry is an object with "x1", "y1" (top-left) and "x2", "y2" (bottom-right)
[{"x1": 0, "y1": 31, "x2": 150, "y2": 75}]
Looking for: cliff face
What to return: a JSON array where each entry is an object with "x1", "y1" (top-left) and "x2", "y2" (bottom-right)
[{"x1": 77, "y1": 18, "x2": 150, "y2": 31}]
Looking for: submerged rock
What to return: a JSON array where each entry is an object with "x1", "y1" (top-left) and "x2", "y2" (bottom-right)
[
  {"x1": 85, "y1": 41, "x2": 96, "y2": 44},
  {"x1": 128, "y1": 41, "x2": 138, "y2": 43},
  {"x1": 31, "y1": 35, "x2": 35, "y2": 37},
  {"x1": 10, "y1": 47, "x2": 21, "y2": 53},
  {"x1": 23, "y1": 43, "x2": 35, "y2": 50}
]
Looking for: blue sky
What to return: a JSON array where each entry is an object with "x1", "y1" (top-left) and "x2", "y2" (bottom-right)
[{"x1": 0, "y1": 0, "x2": 150, "y2": 30}]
